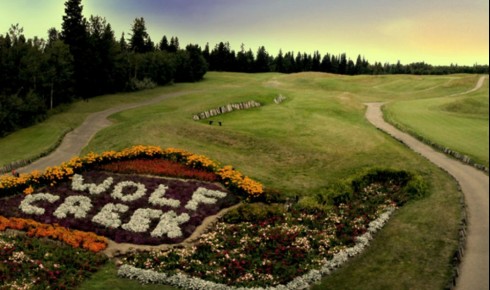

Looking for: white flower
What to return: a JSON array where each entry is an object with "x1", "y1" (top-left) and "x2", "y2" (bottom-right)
[
  {"x1": 185, "y1": 187, "x2": 227, "y2": 211},
  {"x1": 151, "y1": 211, "x2": 190, "y2": 238},
  {"x1": 148, "y1": 184, "x2": 180, "y2": 208},
  {"x1": 19, "y1": 193, "x2": 60, "y2": 215},
  {"x1": 92, "y1": 203, "x2": 129, "y2": 229},
  {"x1": 71, "y1": 174, "x2": 113, "y2": 195},
  {"x1": 111, "y1": 181, "x2": 147, "y2": 202},
  {"x1": 53, "y1": 195, "x2": 92, "y2": 219},
  {"x1": 122, "y1": 208, "x2": 163, "y2": 233}
]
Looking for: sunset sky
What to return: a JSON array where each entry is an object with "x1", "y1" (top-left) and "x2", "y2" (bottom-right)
[{"x1": 1, "y1": 0, "x2": 488, "y2": 66}]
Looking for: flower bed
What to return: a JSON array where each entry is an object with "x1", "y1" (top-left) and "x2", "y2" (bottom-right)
[
  {"x1": 0, "y1": 145, "x2": 429, "y2": 289},
  {"x1": 0, "y1": 171, "x2": 239, "y2": 245},
  {"x1": 0, "y1": 234, "x2": 107, "y2": 289},
  {"x1": 0, "y1": 216, "x2": 107, "y2": 252},
  {"x1": 0, "y1": 146, "x2": 258, "y2": 246},
  {"x1": 118, "y1": 172, "x2": 424, "y2": 288}
]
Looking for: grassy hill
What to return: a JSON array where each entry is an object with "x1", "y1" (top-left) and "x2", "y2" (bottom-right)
[
  {"x1": 384, "y1": 76, "x2": 489, "y2": 167},
  {"x1": 2, "y1": 72, "x2": 485, "y2": 289}
]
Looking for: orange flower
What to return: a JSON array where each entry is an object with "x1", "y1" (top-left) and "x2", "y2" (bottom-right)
[
  {"x1": 0, "y1": 215, "x2": 107, "y2": 253},
  {"x1": 23, "y1": 185, "x2": 34, "y2": 195}
]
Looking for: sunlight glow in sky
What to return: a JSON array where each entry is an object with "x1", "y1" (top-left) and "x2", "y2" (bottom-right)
[{"x1": 1, "y1": 0, "x2": 488, "y2": 66}]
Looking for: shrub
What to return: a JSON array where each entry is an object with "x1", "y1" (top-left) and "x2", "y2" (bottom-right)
[
  {"x1": 127, "y1": 78, "x2": 157, "y2": 91},
  {"x1": 394, "y1": 173, "x2": 430, "y2": 204},
  {"x1": 349, "y1": 168, "x2": 428, "y2": 206},
  {"x1": 259, "y1": 188, "x2": 288, "y2": 204}
]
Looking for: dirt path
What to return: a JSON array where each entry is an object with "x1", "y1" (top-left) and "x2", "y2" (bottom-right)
[
  {"x1": 364, "y1": 77, "x2": 489, "y2": 290},
  {"x1": 450, "y1": 75, "x2": 487, "y2": 96},
  {"x1": 18, "y1": 90, "x2": 197, "y2": 174}
]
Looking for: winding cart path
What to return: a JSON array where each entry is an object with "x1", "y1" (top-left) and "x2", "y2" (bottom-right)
[
  {"x1": 18, "y1": 91, "x2": 196, "y2": 174},
  {"x1": 364, "y1": 76, "x2": 489, "y2": 290}
]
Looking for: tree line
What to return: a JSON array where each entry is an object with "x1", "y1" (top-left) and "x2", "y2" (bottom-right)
[
  {"x1": 203, "y1": 41, "x2": 489, "y2": 75},
  {"x1": 1, "y1": 0, "x2": 488, "y2": 137},
  {"x1": 0, "y1": 0, "x2": 207, "y2": 137}
]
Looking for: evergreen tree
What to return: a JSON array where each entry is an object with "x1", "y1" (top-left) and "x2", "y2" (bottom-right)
[
  {"x1": 129, "y1": 17, "x2": 150, "y2": 53},
  {"x1": 119, "y1": 32, "x2": 127, "y2": 51},
  {"x1": 61, "y1": 0, "x2": 86, "y2": 48},
  {"x1": 321, "y1": 53, "x2": 332, "y2": 72},
  {"x1": 236, "y1": 43, "x2": 255, "y2": 72},
  {"x1": 202, "y1": 43, "x2": 210, "y2": 64},
  {"x1": 283, "y1": 51, "x2": 296, "y2": 73},
  {"x1": 274, "y1": 49, "x2": 285, "y2": 72},
  {"x1": 331, "y1": 54, "x2": 339, "y2": 73},
  {"x1": 145, "y1": 36, "x2": 155, "y2": 52},
  {"x1": 159, "y1": 35, "x2": 169, "y2": 51},
  {"x1": 169, "y1": 36, "x2": 179, "y2": 52},
  {"x1": 312, "y1": 51, "x2": 321, "y2": 71},
  {"x1": 338, "y1": 53, "x2": 347, "y2": 74},
  {"x1": 210, "y1": 42, "x2": 235, "y2": 71},
  {"x1": 346, "y1": 59, "x2": 356, "y2": 75},
  {"x1": 61, "y1": 0, "x2": 90, "y2": 98},
  {"x1": 86, "y1": 15, "x2": 119, "y2": 94},
  {"x1": 255, "y1": 46, "x2": 270, "y2": 72}
]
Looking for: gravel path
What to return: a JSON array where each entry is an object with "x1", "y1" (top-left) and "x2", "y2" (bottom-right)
[
  {"x1": 364, "y1": 76, "x2": 489, "y2": 290},
  {"x1": 18, "y1": 91, "x2": 197, "y2": 174}
]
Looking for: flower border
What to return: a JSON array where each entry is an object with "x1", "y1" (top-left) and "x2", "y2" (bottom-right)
[
  {"x1": 0, "y1": 215, "x2": 107, "y2": 253},
  {"x1": 0, "y1": 145, "x2": 263, "y2": 199}
]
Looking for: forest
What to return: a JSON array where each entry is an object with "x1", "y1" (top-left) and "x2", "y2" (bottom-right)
[{"x1": 0, "y1": 0, "x2": 488, "y2": 137}]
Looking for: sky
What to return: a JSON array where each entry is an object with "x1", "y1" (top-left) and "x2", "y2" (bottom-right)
[{"x1": 0, "y1": 0, "x2": 488, "y2": 66}]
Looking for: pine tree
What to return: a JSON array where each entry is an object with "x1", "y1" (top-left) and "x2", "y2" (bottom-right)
[
  {"x1": 169, "y1": 37, "x2": 179, "y2": 52},
  {"x1": 320, "y1": 53, "x2": 331, "y2": 72},
  {"x1": 129, "y1": 17, "x2": 150, "y2": 53},
  {"x1": 61, "y1": 0, "x2": 86, "y2": 48},
  {"x1": 312, "y1": 51, "x2": 321, "y2": 71},
  {"x1": 274, "y1": 49, "x2": 285, "y2": 72},
  {"x1": 338, "y1": 53, "x2": 347, "y2": 74},
  {"x1": 159, "y1": 35, "x2": 169, "y2": 51},
  {"x1": 119, "y1": 32, "x2": 127, "y2": 51},
  {"x1": 61, "y1": 0, "x2": 90, "y2": 98},
  {"x1": 255, "y1": 46, "x2": 270, "y2": 72}
]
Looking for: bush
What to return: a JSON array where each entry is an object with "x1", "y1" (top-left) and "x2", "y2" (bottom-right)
[
  {"x1": 127, "y1": 77, "x2": 157, "y2": 91},
  {"x1": 394, "y1": 173, "x2": 430, "y2": 204},
  {"x1": 349, "y1": 168, "x2": 429, "y2": 206},
  {"x1": 258, "y1": 188, "x2": 288, "y2": 204}
]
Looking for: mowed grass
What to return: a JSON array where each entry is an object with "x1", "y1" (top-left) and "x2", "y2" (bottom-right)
[
  {"x1": 0, "y1": 86, "x2": 184, "y2": 167},
  {"x1": 384, "y1": 76, "x2": 489, "y2": 167},
  {"x1": 1, "y1": 72, "x2": 470, "y2": 289}
]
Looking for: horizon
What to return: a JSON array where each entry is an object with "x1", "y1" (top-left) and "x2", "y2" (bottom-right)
[{"x1": 0, "y1": 0, "x2": 488, "y2": 66}]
